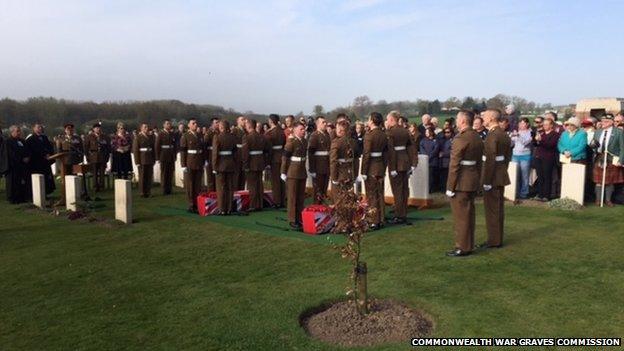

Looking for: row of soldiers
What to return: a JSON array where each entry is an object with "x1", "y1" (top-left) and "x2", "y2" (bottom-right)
[{"x1": 173, "y1": 111, "x2": 419, "y2": 231}]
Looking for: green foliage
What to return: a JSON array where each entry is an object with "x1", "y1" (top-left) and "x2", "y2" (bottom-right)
[{"x1": 548, "y1": 197, "x2": 583, "y2": 211}]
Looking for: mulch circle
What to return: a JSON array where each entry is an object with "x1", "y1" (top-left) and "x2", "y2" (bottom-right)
[{"x1": 300, "y1": 299, "x2": 433, "y2": 348}]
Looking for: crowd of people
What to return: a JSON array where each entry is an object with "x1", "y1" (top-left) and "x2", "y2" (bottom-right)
[
  {"x1": 411, "y1": 105, "x2": 624, "y2": 206},
  {"x1": 1, "y1": 106, "x2": 622, "y2": 226}
]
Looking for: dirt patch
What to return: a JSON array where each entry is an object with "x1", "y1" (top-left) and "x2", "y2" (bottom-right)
[{"x1": 301, "y1": 299, "x2": 433, "y2": 348}]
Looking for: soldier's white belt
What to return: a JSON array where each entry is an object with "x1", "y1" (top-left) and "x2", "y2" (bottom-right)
[
  {"x1": 370, "y1": 152, "x2": 382, "y2": 157},
  {"x1": 290, "y1": 156, "x2": 305, "y2": 162},
  {"x1": 161, "y1": 145, "x2": 172, "y2": 149},
  {"x1": 207, "y1": 146, "x2": 213, "y2": 150},
  {"x1": 272, "y1": 145, "x2": 283, "y2": 150},
  {"x1": 338, "y1": 158, "x2": 353, "y2": 163},
  {"x1": 187, "y1": 150, "x2": 202, "y2": 154},
  {"x1": 482, "y1": 155, "x2": 505, "y2": 162},
  {"x1": 313, "y1": 151, "x2": 329, "y2": 156},
  {"x1": 218, "y1": 151, "x2": 233, "y2": 156},
  {"x1": 249, "y1": 150, "x2": 263, "y2": 155},
  {"x1": 236, "y1": 144, "x2": 243, "y2": 148},
  {"x1": 139, "y1": 148, "x2": 153, "y2": 152},
  {"x1": 394, "y1": 146, "x2": 406, "y2": 151},
  {"x1": 460, "y1": 160, "x2": 477, "y2": 166}
]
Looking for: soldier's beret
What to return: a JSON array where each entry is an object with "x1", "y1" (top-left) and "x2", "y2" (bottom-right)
[{"x1": 64, "y1": 123, "x2": 74, "y2": 128}]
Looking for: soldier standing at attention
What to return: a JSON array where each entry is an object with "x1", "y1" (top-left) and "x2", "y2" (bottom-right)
[
  {"x1": 385, "y1": 111, "x2": 418, "y2": 225},
  {"x1": 281, "y1": 122, "x2": 308, "y2": 230},
  {"x1": 25, "y1": 123, "x2": 56, "y2": 196},
  {"x1": 212, "y1": 120, "x2": 238, "y2": 215},
  {"x1": 179, "y1": 118, "x2": 205, "y2": 213},
  {"x1": 132, "y1": 123, "x2": 156, "y2": 198},
  {"x1": 55, "y1": 123, "x2": 84, "y2": 206},
  {"x1": 84, "y1": 123, "x2": 110, "y2": 194},
  {"x1": 203, "y1": 118, "x2": 220, "y2": 192},
  {"x1": 265, "y1": 114, "x2": 286, "y2": 208},
  {"x1": 155, "y1": 119, "x2": 177, "y2": 195},
  {"x1": 445, "y1": 110, "x2": 484, "y2": 257},
  {"x1": 329, "y1": 120, "x2": 355, "y2": 201},
  {"x1": 360, "y1": 112, "x2": 388, "y2": 230},
  {"x1": 242, "y1": 119, "x2": 270, "y2": 211},
  {"x1": 233, "y1": 116, "x2": 247, "y2": 190},
  {"x1": 307, "y1": 116, "x2": 330, "y2": 203},
  {"x1": 479, "y1": 109, "x2": 512, "y2": 249}
]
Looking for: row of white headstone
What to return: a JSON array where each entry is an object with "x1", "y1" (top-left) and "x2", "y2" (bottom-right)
[{"x1": 31, "y1": 156, "x2": 587, "y2": 227}]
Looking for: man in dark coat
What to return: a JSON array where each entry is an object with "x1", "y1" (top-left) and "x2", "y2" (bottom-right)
[
  {"x1": 0, "y1": 125, "x2": 8, "y2": 176},
  {"x1": 6, "y1": 125, "x2": 32, "y2": 204},
  {"x1": 25, "y1": 123, "x2": 56, "y2": 195}
]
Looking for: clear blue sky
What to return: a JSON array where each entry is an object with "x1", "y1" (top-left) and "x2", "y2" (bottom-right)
[{"x1": 1, "y1": 0, "x2": 622, "y2": 114}]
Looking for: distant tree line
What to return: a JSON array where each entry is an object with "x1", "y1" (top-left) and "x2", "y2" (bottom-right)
[{"x1": 0, "y1": 93, "x2": 563, "y2": 135}]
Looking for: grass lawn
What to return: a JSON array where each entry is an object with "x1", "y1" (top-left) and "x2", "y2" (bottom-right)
[{"x1": 0, "y1": 183, "x2": 623, "y2": 350}]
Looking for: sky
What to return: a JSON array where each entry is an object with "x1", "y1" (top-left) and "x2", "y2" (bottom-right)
[{"x1": 1, "y1": 0, "x2": 623, "y2": 114}]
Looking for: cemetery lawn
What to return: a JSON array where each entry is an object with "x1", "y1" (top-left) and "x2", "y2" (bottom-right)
[{"x1": 0, "y1": 186, "x2": 623, "y2": 350}]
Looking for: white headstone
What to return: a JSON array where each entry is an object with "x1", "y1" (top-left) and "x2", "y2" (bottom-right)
[
  {"x1": 174, "y1": 152, "x2": 184, "y2": 188},
  {"x1": 31, "y1": 173, "x2": 46, "y2": 208},
  {"x1": 131, "y1": 154, "x2": 139, "y2": 182},
  {"x1": 153, "y1": 161, "x2": 161, "y2": 184},
  {"x1": 561, "y1": 163, "x2": 586, "y2": 204},
  {"x1": 408, "y1": 154, "x2": 431, "y2": 207},
  {"x1": 504, "y1": 161, "x2": 518, "y2": 201},
  {"x1": 115, "y1": 179, "x2": 132, "y2": 224},
  {"x1": 65, "y1": 175, "x2": 82, "y2": 211}
]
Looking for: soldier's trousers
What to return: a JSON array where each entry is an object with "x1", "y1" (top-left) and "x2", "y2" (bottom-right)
[
  {"x1": 160, "y1": 161, "x2": 174, "y2": 195},
  {"x1": 312, "y1": 173, "x2": 329, "y2": 204},
  {"x1": 450, "y1": 191, "x2": 476, "y2": 252},
  {"x1": 365, "y1": 175, "x2": 385, "y2": 224},
  {"x1": 138, "y1": 164, "x2": 153, "y2": 196},
  {"x1": 205, "y1": 165, "x2": 216, "y2": 192},
  {"x1": 234, "y1": 167, "x2": 246, "y2": 191},
  {"x1": 91, "y1": 162, "x2": 106, "y2": 191},
  {"x1": 484, "y1": 186, "x2": 505, "y2": 246},
  {"x1": 389, "y1": 171, "x2": 409, "y2": 219},
  {"x1": 287, "y1": 178, "x2": 306, "y2": 224},
  {"x1": 185, "y1": 168, "x2": 204, "y2": 209},
  {"x1": 246, "y1": 171, "x2": 264, "y2": 210},
  {"x1": 270, "y1": 162, "x2": 285, "y2": 207},
  {"x1": 216, "y1": 172, "x2": 234, "y2": 213}
]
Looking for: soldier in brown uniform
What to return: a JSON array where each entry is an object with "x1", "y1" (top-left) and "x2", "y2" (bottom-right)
[
  {"x1": 281, "y1": 122, "x2": 308, "y2": 229},
  {"x1": 232, "y1": 116, "x2": 247, "y2": 190},
  {"x1": 445, "y1": 110, "x2": 484, "y2": 257},
  {"x1": 84, "y1": 123, "x2": 110, "y2": 193},
  {"x1": 307, "y1": 116, "x2": 330, "y2": 203},
  {"x1": 55, "y1": 123, "x2": 84, "y2": 206},
  {"x1": 385, "y1": 111, "x2": 418, "y2": 224},
  {"x1": 330, "y1": 120, "x2": 355, "y2": 202},
  {"x1": 360, "y1": 112, "x2": 388, "y2": 230},
  {"x1": 265, "y1": 114, "x2": 286, "y2": 208},
  {"x1": 203, "y1": 118, "x2": 220, "y2": 192},
  {"x1": 179, "y1": 118, "x2": 205, "y2": 213},
  {"x1": 155, "y1": 119, "x2": 177, "y2": 195},
  {"x1": 132, "y1": 123, "x2": 156, "y2": 198},
  {"x1": 242, "y1": 119, "x2": 270, "y2": 211},
  {"x1": 479, "y1": 109, "x2": 512, "y2": 249},
  {"x1": 212, "y1": 120, "x2": 238, "y2": 215}
]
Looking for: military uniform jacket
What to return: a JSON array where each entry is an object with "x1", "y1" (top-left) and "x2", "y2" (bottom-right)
[
  {"x1": 132, "y1": 133, "x2": 156, "y2": 165},
  {"x1": 593, "y1": 127, "x2": 624, "y2": 162},
  {"x1": 481, "y1": 126, "x2": 512, "y2": 187},
  {"x1": 212, "y1": 131, "x2": 238, "y2": 173},
  {"x1": 330, "y1": 135, "x2": 355, "y2": 182},
  {"x1": 361, "y1": 128, "x2": 388, "y2": 177},
  {"x1": 242, "y1": 131, "x2": 270, "y2": 172},
  {"x1": 281, "y1": 136, "x2": 307, "y2": 179},
  {"x1": 447, "y1": 128, "x2": 484, "y2": 192},
  {"x1": 84, "y1": 132, "x2": 111, "y2": 164},
  {"x1": 265, "y1": 126, "x2": 286, "y2": 165},
  {"x1": 386, "y1": 126, "x2": 417, "y2": 172},
  {"x1": 56, "y1": 134, "x2": 84, "y2": 166},
  {"x1": 307, "y1": 130, "x2": 331, "y2": 175},
  {"x1": 180, "y1": 131, "x2": 206, "y2": 170},
  {"x1": 233, "y1": 127, "x2": 245, "y2": 166},
  {"x1": 155, "y1": 129, "x2": 177, "y2": 163}
]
